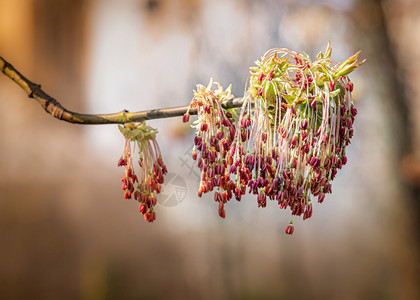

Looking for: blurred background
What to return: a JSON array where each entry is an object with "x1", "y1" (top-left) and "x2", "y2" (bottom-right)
[{"x1": 1, "y1": 0, "x2": 419, "y2": 299}]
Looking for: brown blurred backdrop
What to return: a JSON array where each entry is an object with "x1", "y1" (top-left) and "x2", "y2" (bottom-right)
[{"x1": 1, "y1": 0, "x2": 419, "y2": 299}]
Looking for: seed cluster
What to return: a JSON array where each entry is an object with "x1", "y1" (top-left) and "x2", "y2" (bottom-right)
[
  {"x1": 184, "y1": 44, "x2": 363, "y2": 234},
  {"x1": 117, "y1": 122, "x2": 167, "y2": 222}
]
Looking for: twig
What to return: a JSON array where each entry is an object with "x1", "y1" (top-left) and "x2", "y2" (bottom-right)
[{"x1": 0, "y1": 56, "x2": 243, "y2": 125}]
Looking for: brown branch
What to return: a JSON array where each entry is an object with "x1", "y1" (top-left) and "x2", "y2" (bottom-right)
[{"x1": 0, "y1": 56, "x2": 243, "y2": 124}]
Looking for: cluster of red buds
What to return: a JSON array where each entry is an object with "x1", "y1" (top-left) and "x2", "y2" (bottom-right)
[
  {"x1": 183, "y1": 80, "x2": 238, "y2": 218},
  {"x1": 117, "y1": 122, "x2": 167, "y2": 222},
  {"x1": 184, "y1": 43, "x2": 364, "y2": 234}
]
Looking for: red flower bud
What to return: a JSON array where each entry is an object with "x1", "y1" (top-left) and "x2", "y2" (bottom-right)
[
  {"x1": 139, "y1": 203, "x2": 147, "y2": 214},
  {"x1": 346, "y1": 81, "x2": 354, "y2": 92},
  {"x1": 290, "y1": 104, "x2": 296, "y2": 115},
  {"x1": 124, "y1": 190, "x2": 132, "y2": 199},
  {"x1": 300, "y1": 119, "x2": 308, "y2": 130},
  {"x1": 144, "y1": 212, "x2": 151, "y2": 222},
  {"x1": 117, "y1": 157, "x2": 127, "y2": 167},
  {"x1": 200, "y1": 123, "x2": 208, "y2": 131},
  {"x1": 318, "y1": 193, "x2": 325, "y2": 203},
  {"x1": 262, "y1": 133, "x2": 267, "y2": 143},
  {"x1": 219, "y1": 209, "x2": 226, "y2": 219},
  {"x1": 218, "y1": 202, "x2": 226, "y2": 218},
  {"x1": 216, "y1": 130, "x2": 224, "y2": 140},
  {"x1": 257, "y1": 86, "x2": 263, "y2": 96},
  {"x1": 258, "y1": 72, "x2": 266, "y2": 83},
  {"x1": 267, "y1": 69, "x2": 275, "y2": 81},
  {"x1": 351, "y1": 107, "x2": 358, "y2": 117},
  {"x1": 285, "y1": 224, "x2": 294, "y2": 235},
  {"x1": 329, "y1": 81, "x2": 335, "y2": 92},
  {"x1": 182, "y1": 112, "x2": 190, "y2": 123},
  {"x1": 157, "y1": 156, "x2": 164, "y2": 168}
]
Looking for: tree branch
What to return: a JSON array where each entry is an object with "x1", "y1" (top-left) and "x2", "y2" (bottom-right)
[{"x1": 0, "y1": 56, "x2": 243, "y2": 125}]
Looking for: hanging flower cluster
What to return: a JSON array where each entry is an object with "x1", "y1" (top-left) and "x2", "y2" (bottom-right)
[
  {"x1": 184, "y1": 43, "x2": 364, "y2": 234},
  {"x1": 117, "y1": 122, "x2": 167, "y2": 222},
  {"x1": 183, "y1": 80, "x2": 238, "y2": 218}
]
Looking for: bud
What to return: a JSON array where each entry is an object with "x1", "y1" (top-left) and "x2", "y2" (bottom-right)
[
  {"x1": 258, "y1": 72, "x2": 265, "y2": 83},
  {"x1": 285, "y1": 224, "x2": 294, "y2": 235},
  {"x1": 117, "y1": 157, "x2": 127, "y2": 167},
  {"x1": 182, "y1": 112, "x2": 190, "y2": 123},
  {"x1": 262, "y1": 133, "x2": 267, "y2": 143},
  {"x1": 267, "y1": 69, "x2": 275, "y2": 81},
  {"x1": 329, "y1": 81, "x2": 335, "y2": 92},
  {"x1": 200, "y1": 123, "x2": 208, "y2": 131},
  {"x1": 346, "y1": 81, "x2": 354, "y2": 92},
  {"x1": 300, "y1": 120, "x2": 308, "y2": 130},
  {"x1": 139, "y1": 203, "x2": 147, "y2": 214},
  {"x1": 124, "y1": 190, "x2": 132, "y2": 199}
]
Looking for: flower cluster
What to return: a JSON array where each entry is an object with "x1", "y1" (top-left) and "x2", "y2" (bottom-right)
[
  {"x1": 185, "y1": 43, "x2": 364, "y2": 234},
  {"x1": 117, "y1": 122, "x2": 167, "y2": 222},
  {"x1": 183, "y1": 80, "x2": 238, "y2": 218}
]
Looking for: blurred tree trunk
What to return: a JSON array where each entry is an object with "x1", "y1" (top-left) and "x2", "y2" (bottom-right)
[
  {"x1": 0, "y1": 1, "x2": 87, "y2": 298},
  {"x1": 353, "y1": 0, "x2": 420, "y2": 224},
  {"x1": 352, "y1": 0, "x2": 420, "y2": 297},
  {"x1": 33, "y1": 0, "x2": 86, "y2": 112}
]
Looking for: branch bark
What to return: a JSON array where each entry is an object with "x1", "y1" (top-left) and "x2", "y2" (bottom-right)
[{"x1": 0, "y1": 56, "x2": 243, "y2": 125}]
